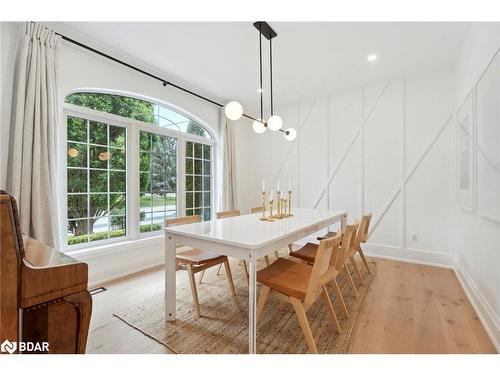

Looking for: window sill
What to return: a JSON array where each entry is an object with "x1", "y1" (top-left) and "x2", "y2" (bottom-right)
[{"x1": 66, "y1": 234, "x2": 164, "y2": 260}]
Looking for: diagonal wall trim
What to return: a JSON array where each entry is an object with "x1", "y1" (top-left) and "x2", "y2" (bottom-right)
[
  {"x1": 368, "y1": 114, "x2": 453, "y2": 236},
  {"x1": 270, "y1": 99, "x2": 316, "y2": 188},
  {"x1": 313, "y1": 81, "x2": 391, "y2": 209}
]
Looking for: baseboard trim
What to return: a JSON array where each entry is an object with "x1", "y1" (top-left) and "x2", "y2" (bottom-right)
[
  {"x1": 454, "y1": 260, "x2": 500, "y2": 353},
  {"x1": 89, "y1": 261, "x2": 165, "y2": 289},
  {"x1": 363, "y1": 243, "x2": 454, "y2": 268}
]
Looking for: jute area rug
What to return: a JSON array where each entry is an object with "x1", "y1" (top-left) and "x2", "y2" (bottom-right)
[{"x1": 114, "y1": 255, "x2": 376, "y2": 354}]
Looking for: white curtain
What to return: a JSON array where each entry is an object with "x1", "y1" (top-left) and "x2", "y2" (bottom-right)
[
  {"x1": 7, "y1": 22, "x2": 61, "y2": 247},
  {"x1": 218, "y1": 107, "x2": 237, "y2": 211}
]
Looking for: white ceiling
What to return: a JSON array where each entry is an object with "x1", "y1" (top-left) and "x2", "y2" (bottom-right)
[{"x1": 60, "y1": 22, "x2": 469, "y2": 115}]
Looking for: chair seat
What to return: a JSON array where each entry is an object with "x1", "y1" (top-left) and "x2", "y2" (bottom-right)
[
  {"x1": 257, "y1": 258, "x2": 312, "y2": 301},
  {"x1": 317, "y1": 231, "x2": 337, "y2": 241},
  {"x1": 289, "y1": 242, "x2": 318, "y2": 263},
  {"x1": 176, "y1": 247, "x2": 227, "y2": 266}
]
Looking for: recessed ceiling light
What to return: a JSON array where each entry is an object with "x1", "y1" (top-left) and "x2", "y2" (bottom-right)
[{"x1": 367, "y1": 54, "x2": 378, "y2": 62}]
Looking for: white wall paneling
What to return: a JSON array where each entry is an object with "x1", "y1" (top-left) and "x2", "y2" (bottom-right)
[
  {"x1": 236, "y1": 67, "x2": 456, "y2": 266},
  {"x1": 454, "y1": 23, "x2": 500, "y2": 352}
]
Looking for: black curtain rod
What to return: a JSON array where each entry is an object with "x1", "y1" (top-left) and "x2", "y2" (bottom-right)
[{"x1": 56, "y1": 32, "x2": 262, "y2": 124}]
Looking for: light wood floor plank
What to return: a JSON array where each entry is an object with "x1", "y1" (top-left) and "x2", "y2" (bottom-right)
[{"x1": 86, "y1": 257, "x2": 496, "y2": 354}]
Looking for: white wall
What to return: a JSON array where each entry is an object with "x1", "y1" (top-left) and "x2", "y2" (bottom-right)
[
  {"x1": 0, "y1": 22, "x2": 23, "y2": 190},
  {"x1": 236, "y1": 67, "x2": 456, "y2": 267},
  {"x1": 454, "y1": 23, "x2": 500, "y2": 351}
]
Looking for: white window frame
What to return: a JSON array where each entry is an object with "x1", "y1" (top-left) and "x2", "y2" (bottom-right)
[{"x1": 61, "y1": 102, "x2": 216, "y2": 253}]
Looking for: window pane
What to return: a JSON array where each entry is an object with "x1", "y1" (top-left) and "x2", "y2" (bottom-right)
[
  {"x1": 186, "y1": 141, "x2": 212, "y2": 221},
  {"x1": 140, "y1": 172, "x2": 151, "y2": 191},
  {"x1": 152, "y1": 153, "x2": 165, "y2": 174},
  {"x1": 195, "y1": 192, "x2": 202, "y2": 207},
  {"x1": 67, "y1": 117, "x2": 87, "y2": 143},
  {"x1": 203, "y1": 144, "x2": 211, "y2": 160},
  {"x1": 194, "y1": 176, "x2": 202, "y2": 191},
  {"x1": 89, "y1": 145, "x2": 108, "y2": 169},
  {"x1": 110, "y1": 148, "x2": 126, "y2": 170},
  {"x1": 67, "y1": 219, "x2": 89, "y2": 245},
  {"x1": 68, "y1": 194, "x2": 87, "y2": 219},
  {"x1": 203, "y1": 160, "x2": 211, "y2": 176},
  {"x1": 140, "y1": 132, "x2": 151, "y2": 151},
  {"x1": 110, "y1": 215, "x2": 126, "y2": 233},
  {"x1": 110, "y1": 171, "x2": 126, "y2": 192},
  {"x1": 185, "y1": 158, "x2": 193, "y2": 174},
  {"x1": 66, "y1": 116, "x2": 127, "y2": 246},
  {"x1": 203, "y1": 176, "x2": 211, "y2": 191},
  {"x1": 139, "y1": 152, "x2": 150, "y2": 171},
  {"x1": 67, "y1": 169, "x2": 87, "y2": 193},
  {"x1": 89, "y1": 194, "x2": 108, "y2": 216},
  {"x1": 186, "y1": 192, "x2": 193, "y2": 208},
  {"x1": 186, "y1": 142, "x2": 193, "y2": 157},
  {"x1": 110, "y1": 193, "x2": 126, "y2": 215},
  {"x1": 67, "y1": 143, "x2": 87, "y2": 168},
  {"x1": 109, "y1": 126, "x2": 126, "y2": 148},
  {"x1": 203, "y1": 192, "x2": 211, "y2": 207},
  {"x1": 139, "y1": 131, "x2": 177, "y2": 234},
  {"x1": 89, "y1": 121, "x2": 108, "y2": 145},
  {"x1": 186, "y1": 175, "x2": 193, "y2": 191},
  {"x1": 90, "y1": 170, "x2": 108, "y2": 192},
  {"x1": 194, "y1": 143, "x2": 203, "y2": 158},
  {"x1": 194, "y1": 159, "x2": 202, "y2": 175}
]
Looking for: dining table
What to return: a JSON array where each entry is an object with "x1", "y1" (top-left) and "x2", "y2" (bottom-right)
[{"x1": 164, "y1": 207, "x2": 347, "y2": 354}]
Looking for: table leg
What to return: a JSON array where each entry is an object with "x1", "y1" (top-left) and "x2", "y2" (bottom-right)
[
  {"x1": 248, "y1": 249, "x2": 257, "y2": 354},
  {"x1": 165, "y1": 234, "x2": 177, "y2": 321},
  {"x1": 341, "y1": 213, "x2": 347, "y2": 231}
]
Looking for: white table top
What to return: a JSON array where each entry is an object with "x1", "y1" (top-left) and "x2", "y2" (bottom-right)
[{"x1": 164, "y1": 208, "x2": 346, "y2": 249}]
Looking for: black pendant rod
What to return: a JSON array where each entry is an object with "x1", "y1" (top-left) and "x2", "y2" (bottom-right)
[
  {"x1": 259, "y1": 24, "x2": 264, "y2": 121},
  {"x1": 55, "y1": 32, "x2": 263, "y2": 123},
  {"x1": 269, "y1": 37, "x2": 274, "y2": 116}
]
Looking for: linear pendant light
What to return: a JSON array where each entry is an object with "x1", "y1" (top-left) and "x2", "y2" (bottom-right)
[{"x1": 225, "y1": 21, "x2": 297, "y2": 141}]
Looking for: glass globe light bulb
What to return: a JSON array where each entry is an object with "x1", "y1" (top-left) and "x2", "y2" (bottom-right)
[
  {"x1": 224, "y1": 101, "x2": 243, "y2": 121},
  {"x1": 252, "y1": 120, "x2": 267, "y2": 134},
  {"x1": 284, "y1": 128, "x2": 297, "y2": 141},
  {"x1": 267, "y1": 115, "x2": 283, "y2": 131}
]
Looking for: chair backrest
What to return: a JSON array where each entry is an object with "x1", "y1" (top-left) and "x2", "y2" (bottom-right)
[
  {"x1": 333, "y1": 222, "x2": 359, "y2": 271},
  {"x1": 304, "y1": 232, "x2": 342, "y2": 307},
  {"x1": 165, "y1": 215, "x2": 201, "y2": 227},
  {"x1": 250, "y1": 206, "x2": 263, "y2": 214},
  {"x1": 0, "y1": 191, "x2": 24, "y2": 344},
  {"x1": 216, "y1": 209, "x2": 240, "y2": 219},
  {"x1": 358, "y1": 213, "x2": 372, "y2": 243}
]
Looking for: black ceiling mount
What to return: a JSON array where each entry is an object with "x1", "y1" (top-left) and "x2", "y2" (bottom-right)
[{"x1": 253, "y1": 21, "x2": 277, "y2": 40}]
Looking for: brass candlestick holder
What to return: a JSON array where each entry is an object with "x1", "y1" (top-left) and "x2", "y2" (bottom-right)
[
  {"x1": 287, "y1": 190, "x2": 293, "y2": 217},
  {"x1": 276, "y1": 191, "x2": 283, "y2": 219},
  {"x1": 259, "y1": 191, "x2": 267, "y2": 221},
  {"x1": 268, "y1": 199, "x2": 275, "y2": 222}
]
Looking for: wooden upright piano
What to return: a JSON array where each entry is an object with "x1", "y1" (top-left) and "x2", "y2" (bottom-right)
[{"x1": 0, "y1": 191, "x2": 92, "y2": 354}]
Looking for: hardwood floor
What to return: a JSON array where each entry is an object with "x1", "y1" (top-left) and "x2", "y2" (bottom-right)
[{"x1": 86, "y1": 257, "x2": 496, "y2": 354}]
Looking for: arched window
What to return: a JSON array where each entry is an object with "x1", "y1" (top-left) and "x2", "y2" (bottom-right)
[
  {"x1": 66, "y1": 92, "x2": 212, "y2": 138},
  {"x1": 64, "y1": 91, "x2": 214, "y2": 249}
]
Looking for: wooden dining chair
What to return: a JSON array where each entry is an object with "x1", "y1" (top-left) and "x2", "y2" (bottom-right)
[
  {"x1": 165, "y1": 215, "x2": 236, "y2": 318},
  {"x1": 289, "y1": 222, "x2": 360, "y2": 317},
  {"x1": 256, "y1": 233, "x2": 343, "y2": 353},
  {"x1": 317, "y1": 213, "x2": 372, "y2": 275},
  {"x1": 250, "y1": 206, "x2": 263, "y2": 214}
]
